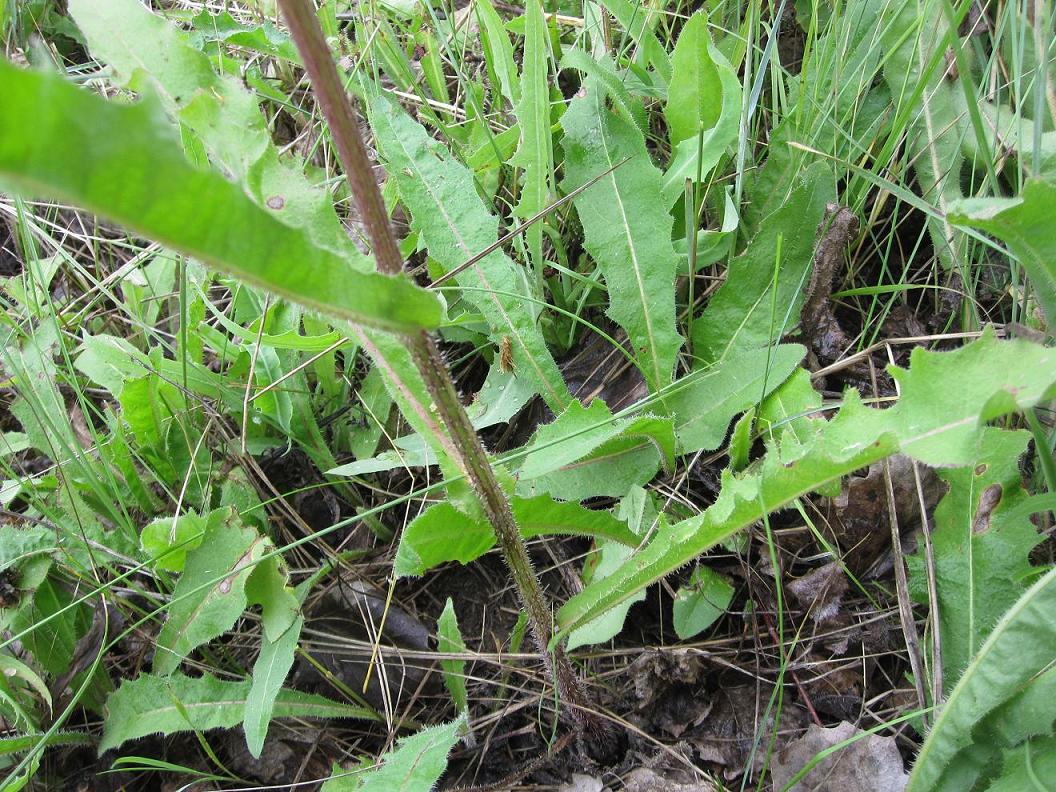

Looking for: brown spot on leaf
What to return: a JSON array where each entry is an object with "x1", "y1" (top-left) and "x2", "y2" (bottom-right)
[
  {"x1": 972, "y1": 484, "x2": 1003, "y2": 534},
  {"x1": 266, "y1": 195, "x2": 285, "y2": 210}
]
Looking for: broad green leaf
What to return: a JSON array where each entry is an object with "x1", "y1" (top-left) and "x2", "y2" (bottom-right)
[
  {"x1": 949, "y1": 179, "x2": 1056, "y2": 331},
  {"x1": 369, "y1": 94, "x2": 570, "y2": 412},
  {"x1": 691, "y1": 162, "x2": 834, "y2": 364},
  {"x1": 660, "y1": 19, "x2": 741, "y2": 205},
  {"x1": 908, "y1": 567, "x2": 1056, "y2": 791},
  {"x1": 244, "y1": 616, "x2": 304, "y2": 758},
  {"x1": 437, "y1": 600, "x2": 468, "y2": 715},
  {"x1": 321, "y1": 715, "x2": 465, "y2": 791},
  {"x1": 100, "y1": 671, "x2": 374, "y2": 754},
  {"x1": 511, "y1": 0, "x2": 553, "y2": 273},
  {"x1": 69, "y1": 0, "x2": 358, "y2": 263},
  {"x1": 672, "y1": 566, "x2": 734, "y2": 640},
  {"x1": 907, "y1": 429, "x2": 1040, "y2": 689},
  {"x1": 154, "y1": 510, "x2": 265, "y2": 675},
  {"x1": 558, "y1": 331, "x2": 1056, "y2": 634},
  {"x1": 188, "y1": 9, "x2": 299, "y2": 62},
  {"x1": 394, "y1": 495, "x2": 637, "y2": 577},
  {"x1": 140, "y1": 511, "x2": 207, "y2": 573},
  {"x1": 667, "y1": 344, "x2": 805, "y2": 453},
  {"x1": 0, "y1": 63, "x2": 440, "y2": 334},
  {"x1": 562, "y1": 79, "x2": 683, "y2": 391},
  {"x1": 665, "y1": 11, "x2": 722, "y2": 145}
]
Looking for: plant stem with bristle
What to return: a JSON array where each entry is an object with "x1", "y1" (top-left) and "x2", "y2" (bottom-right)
[{"x1": 275, "y1": 0, "x2": 591, "y2": 727}]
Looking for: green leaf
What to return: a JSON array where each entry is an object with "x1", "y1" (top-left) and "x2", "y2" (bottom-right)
[
  {"x1": 907, "y1": 429, "x2": 1040, "y2": 689},
  {"x1": 908, "y1": 567, "x2": 1056, "y2": 791},
  {"x1": 245, "y1": 554, "x2": 300, "y2": 642},
  {"x1": 562, "y1": 79, "x2": 683, "y2": 392},
  {"x1": 244, "y1": 616, "x2": 304, "y2": 758},
  {"x1": 369, "y1": 94, "x2": 571, "y2": 412},
  {"x1": 139, "y1": 511, "x2": 207, "y2": 573},
  {"x1": 69, "y1": 0, "x2": 359, "y2": 263},
  {"x1": 437, "y1": 600, "x2": 468, "y2": 715},
  {"x1": 154, "y1": 510, "x2": 265, "y2": 675},
  {"x1": 949, "y1": 179, "x2": 1056, "y2": 331},
  {"x1": 667, "y1": 344, "x2": 805, "y2": 453},
  {"x1": 596, "y1": 0, "x2": 671, "y2": 83},
  {"x1": 665, "y1": 11, "x2": 722, "y2": 145},
  {"x1": 755, "y1": 366, "x2": 822, "y2": 447},
  {"x1": 321, "y1": 715, "x2": 465, "y2": 791},
  {"x1": 474, "y1": 0, "x2": 520, "y2": 105},
  {"x1": 559, "y1": 50, "x2": 647, "y2": 134},
  {"x1": 510, "y1": 0, "x2": 553, "y2": 273},
  {"x1": 518, "y1": 400, "x2": 676, "y2": 501},
  {"x1": 100, "y1": 671, "x2": 374, "y2": 754},
  {"x1": 394, "y1": 495, "x2": 637, "y2": 578},
  {"x1": 660, "y1": 20, "x2": 741, "y2": 205},
  {"x1": 692, "y1": 162, "x2": 834, "y2": 364},
  {"x1": 672, "y1": 566, "x2": 734, "y2": 640},
  {"x1": 0, "y1": 63, "x2": 440, "y2": 333},
  {"x1": 558, "y1": 331, "x2": 1056, "y2": 634}
]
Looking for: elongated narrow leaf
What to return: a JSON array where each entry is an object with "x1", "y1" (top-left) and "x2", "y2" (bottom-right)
[
  {"x1": 908, "y1": 567, "x2": 1056, "y2": 791},
  {"x1": 68, "y1": 0, "x2": 360, "y2": 264},
  {"x1": 322, "y1": 715, "x2": 465, "y2": 791},
  {"x1": 370, "y1": 94, "x2": 571, "y2": 412},
  {"x1": 666, "y1": 11, "x2": 722, "y2": 145},
  {"x1": 100, "y1": 671, "x2": 375, "y2": 754},
  {"x1": 511, "y1": 0, "x2": 553, "y2": 273},
  {"x1": 660, "y1": 11, "x2": 742, "y2": 204},
  {"x1": 244, "y1": 616, "x2": 304, "y2": 758},
  {"x1": 0, "y1": 63, "x2": 440, "y2": 333},
  {"x1": 474, "y1": 0, "x2": 520, "y2": 105},
  {"x1": 907, "y1": 429, "x2": 1040, "y2": 691},
  {"x1": 394, "y1": 495, "x2": 638, "y2": 577},
  {"x1": 597, "y1": 0, "x2": 671, "y2": 82},
  {"x1": 154, "y1": 512, "x2": 265, "y2": 675},
  {"x1": 558, "y1": 331, "x2": 1056, "y2": 634},
  {"x1": 949, "y1": 179, "x2": 1056, "y2": 330},
  {"x1": 437, "y1": 600, "x2": 468, "y2": 715},
  {"x1": 691, "y1": 162, "x2": 833, "y2": 364},
  {"x1": 667, "y1": 344, "x2": 804, "y2": 453},
  {"x1": 562, "y1": 79, "x2": 683, "y2": 391}
]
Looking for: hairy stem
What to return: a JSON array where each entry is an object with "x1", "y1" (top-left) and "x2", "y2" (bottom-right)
[{"x1": 276, "y1": 0, "x2": 590, "y2": 723}]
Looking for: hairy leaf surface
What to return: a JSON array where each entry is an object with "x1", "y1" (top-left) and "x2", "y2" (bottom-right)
[
  {"x1": 0, "y1": 63, "x2": 439, "y2": 334},
  {"x1": 562, "y1": 79, "x2": 683, "y2": 391},
  {"x1": 558, "y1": 332, "x2": 1056, "y2": 634}
]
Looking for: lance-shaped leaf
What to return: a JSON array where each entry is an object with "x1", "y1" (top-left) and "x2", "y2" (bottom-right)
[
  {"x1": 691, "y1": 162, "x2": 833, "y2": 364},
  {"x1": 394, "y1": 495, "x2": 638, "y2": 577},
  {"x1": 510, "y1": 0, "x2": 554, "y2": 274},
  {"x1": 949, "y1": 179, "x2": 1056, "y2": 331},
  {"x1": 660, "y1": 11, "x2": 742, "y2": 205},
  {"x1": 0, "y1": 62, "x2": 440, "y2": 334},
  {"x1": 100, "y1": 671, "x2": 375, "y2": 754},
  {"x1": 906, "y1": 429, "x2": 1040, "y2": 691},
  {"x1": 321, "y1": 715, "x2": 465, "y2": 791},
  {"x1": 558, "y1": 331, "x2": 1056, "y2": 634},
  {"x1": 369, "y1": 94, "x2": 571, "y2": 412},
  {"x1": 562, "y1": 79, "x2": 683, "y2": 392},
  {"x1": 244, "y1": 616, "x2": 304, "y2": 758},
  {"x1": 68, "y1": 0, "x2": 361, "y2": 264},
  {"x1": 908, "y1": 567, "x2": 1056, "y2": 792},
  {"x1": 154, "y1": 511, "x2": 265, "y2": 675}
]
